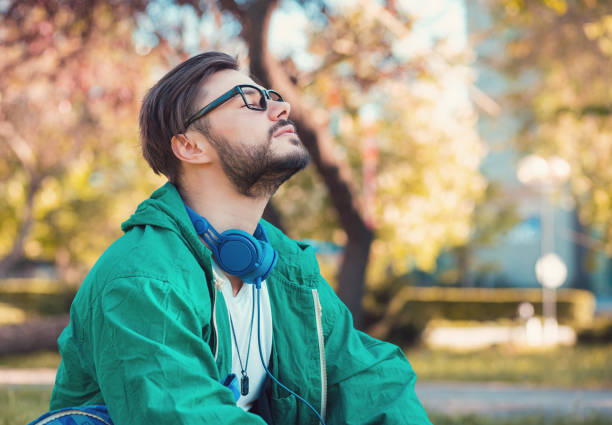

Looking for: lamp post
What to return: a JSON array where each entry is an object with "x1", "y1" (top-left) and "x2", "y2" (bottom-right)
[
  {"x1": 535, "y1": 252, "x2": 568, "y2": 344},
  {"x1": 517, "y1": 155, "x2": 570, "y2": 344}
]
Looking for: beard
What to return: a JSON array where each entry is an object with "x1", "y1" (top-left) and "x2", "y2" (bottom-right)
[{"x1": 205, "y1": 119, "x2": 310, "y2": 198}]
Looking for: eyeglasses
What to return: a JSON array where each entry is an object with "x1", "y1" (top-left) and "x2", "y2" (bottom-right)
[{"x1": 183, "y1": 84, "x2": 284, "y2": 130}]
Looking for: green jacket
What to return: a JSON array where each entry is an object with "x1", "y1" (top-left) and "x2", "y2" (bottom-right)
[{"x1": 51, "y1": 183, "x2": 431, "y2": 425}]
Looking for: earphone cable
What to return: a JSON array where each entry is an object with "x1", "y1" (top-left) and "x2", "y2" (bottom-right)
[
  {"x1": 228, "y1": 290, "x2": 255, "y2": 395},
  {"x1": 255, "y1": 285, "x2": 326, "y2": 425}
]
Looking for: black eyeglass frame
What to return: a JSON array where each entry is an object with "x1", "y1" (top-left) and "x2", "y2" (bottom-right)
[{"x1": 183, "y1": 84, "x2": 284, "y2": 130}]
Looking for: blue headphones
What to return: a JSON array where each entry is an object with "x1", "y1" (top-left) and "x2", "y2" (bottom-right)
[{"x1": 184, "y1": 204, "x2": 277, "y2": 288}]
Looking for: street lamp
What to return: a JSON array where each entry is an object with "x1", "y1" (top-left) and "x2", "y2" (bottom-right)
[
  {"x1": 517, "y1": 154, "x2": 570, "y2": 344},
  {"x1": 517, "y1": 155, "x2": 571, "y2": 186},
  {"x1": 535, "y1": 253, "x2": 568, "y2": 289},
  {"x1": 535, "y1": 252, "x2": 568, "y2": 344}
]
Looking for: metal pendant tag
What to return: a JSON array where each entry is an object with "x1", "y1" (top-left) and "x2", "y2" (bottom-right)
[{"x1": 240, "y1": 375, "x2": 249, "y2": 396}]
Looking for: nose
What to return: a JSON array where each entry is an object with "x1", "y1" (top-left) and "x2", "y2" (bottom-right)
[{"x1": 267, "y1": 98, "x2": 290, "y2": 121}]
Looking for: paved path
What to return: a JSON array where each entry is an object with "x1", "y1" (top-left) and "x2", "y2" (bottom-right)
[
  {"x1": 0, "y1": 367, "x2": 56, "y2": 385},
  {"x1": 416, "y1": 382, "x2": 612, "y2": 417},
  {"x1": 2, "y1": 369, "x2": 611, "y2": 417}
]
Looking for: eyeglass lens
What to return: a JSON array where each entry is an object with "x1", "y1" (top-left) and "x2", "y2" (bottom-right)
[{"x1": 239, "y1": 86, "x2": 283, "y2": 111}]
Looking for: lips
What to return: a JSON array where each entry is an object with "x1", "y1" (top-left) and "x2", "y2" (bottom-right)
[{"x1": 273, "y1": 125, "x2": 295, "y2": 137}]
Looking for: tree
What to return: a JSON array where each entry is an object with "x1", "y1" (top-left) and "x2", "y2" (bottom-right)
[
  {"x1": 207, "y1": 0, "x2": 487, "y2": 325},
  {"x1": 488, "y1": 0, "x2": 612, "y2": 266},
  {"x1": 0, "y1": 1, "x2": 166, "y2": 281},
  {"x1": 1, "y1": 0, "x2": 488, "y2": 331},
  {"x1": 209, "y1": 0, "x2": 373, "y2": 326}
]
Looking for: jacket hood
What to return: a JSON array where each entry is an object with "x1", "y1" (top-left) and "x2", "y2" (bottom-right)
[
  {"x1": 122, "y1": 182, "x2": 197, "y2": 241},
  {"x1": 120, "y1": 182, "x2": 321, "y2": 285}
]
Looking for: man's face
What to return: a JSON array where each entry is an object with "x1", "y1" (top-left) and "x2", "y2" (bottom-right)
[{"x1": 190, "y1": 70, "x2": 309, "y2": 198}]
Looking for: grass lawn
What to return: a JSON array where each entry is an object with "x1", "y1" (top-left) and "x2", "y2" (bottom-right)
[
  {"x1": 2, "y1": 344, "x2": 612, "y2": 388},
  {"x1": 1, "y1": 345, "x2": 610, "y2": 424},
  {"x1": 406, "y1": 344, "x2": 612, "y2": 388},
  {"x1": 428, "y1": 411, "x2": 611, "y2": 424},
  {"x1": 0, "y1": 386, "x2": 52, "y2": 425},
  {"x1": 0, "y1": 386, "x2": 609, "y2": 425}
]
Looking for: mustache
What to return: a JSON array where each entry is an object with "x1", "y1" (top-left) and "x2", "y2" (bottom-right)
[{"x1": 268, "y1": 119, "x2": 297, "y2": 139}]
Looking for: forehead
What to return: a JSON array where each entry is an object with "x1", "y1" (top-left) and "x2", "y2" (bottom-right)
[{"x1": 198, "y1": 69, "x2": 261, "y2": 105}]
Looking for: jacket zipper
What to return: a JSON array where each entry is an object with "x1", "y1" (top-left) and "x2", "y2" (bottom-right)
[
  {"x1": 311, "y1": 289, "x2": 327, "y2": 421},
  {"x1": 212, "y1": 287, "x2": 219, "y2": 360},
  {"x1": 33, "y1": 410, "x2": 112, "y2": 425}
]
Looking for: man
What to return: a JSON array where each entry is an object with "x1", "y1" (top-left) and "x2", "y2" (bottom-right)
[{"x1": 47, "y1": 52, "x2": 431, "y2": 424}]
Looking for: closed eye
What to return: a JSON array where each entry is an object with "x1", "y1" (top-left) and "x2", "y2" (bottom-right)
[{"x1": 241, "y1": 89, "x2": 262, "y2": 104}]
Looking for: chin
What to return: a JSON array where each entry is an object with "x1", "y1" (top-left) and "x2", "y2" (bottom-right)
[{"x1": 277, "y1": 134, "x2": 303, "y2": 147}]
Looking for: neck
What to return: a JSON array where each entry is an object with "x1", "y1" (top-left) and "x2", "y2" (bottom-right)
[
  {"x1": 179, "y1": 173, "x2": 268, "y2": 234},
  {"x1": 178, "y1": 172, "x2": 269, "y2": 295}
]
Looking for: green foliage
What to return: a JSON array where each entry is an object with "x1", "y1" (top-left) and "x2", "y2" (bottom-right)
[
  {"x1": 0, "y1": 350, "x2": 61, "y2": 368},
  {"x1": 0, "y1": 293, "x2": 72, "y2": 324},
  {"x1": 0, "y1": 279, "x2": 75, "y2": 324},
  {"x1": 577, "y1": 316, "x2": 612, "y2": 344},
  {"x1": 467, "y1": 183, "x2": 521, "y2": 247},
  {"x1": 271, "y1": 3, "x2": 487, "y2": 282},
  {"x1": 0, "y1": 0, "x2": 491, "y2": 291},
  {"x1": 0, "y1": 1, "x2": 165, "y2": 281},
  {"x1": 366, "y1": 287, "x2": 595, "y2": 346}
]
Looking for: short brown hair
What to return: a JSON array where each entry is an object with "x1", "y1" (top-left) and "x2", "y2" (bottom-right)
[{"x1": 139, "y1": 51, "x2": 238, "y2": 184}]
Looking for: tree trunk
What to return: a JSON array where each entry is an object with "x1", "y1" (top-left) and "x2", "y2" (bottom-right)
[
  {"x1": 0, "y1": 176, "x2": 42, "y2": 277},
  {"x1": 219, "y1": 0, "x2": 373, "y2": 327},
  {"x1": 0, "y1": 315, "x2": 68, "y2": 356},
  {"x1": 456, "y1": 245, "x2": 474, "y2": 287}
]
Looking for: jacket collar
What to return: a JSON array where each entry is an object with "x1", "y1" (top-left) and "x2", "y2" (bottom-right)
[{"x1": 121, "y1": 182, "x2": 321, "y2": 287}]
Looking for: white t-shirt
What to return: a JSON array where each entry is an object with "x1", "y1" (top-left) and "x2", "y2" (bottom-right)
[{"x1": 213, "y1": 262, "x2": 273, "y2": 411}]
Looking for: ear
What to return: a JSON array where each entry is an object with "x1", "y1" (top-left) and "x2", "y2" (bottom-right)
[{"x1": 171, "y1": 133, "x2": 212, "y2": 165}]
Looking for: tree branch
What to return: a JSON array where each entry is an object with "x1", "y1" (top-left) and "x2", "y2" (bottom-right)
[
  {"x1": 215, "y1": 0, "x2": 246, "y2": 21},
  {"x1": 0, "y1": 120, "x2": 36, "y2": 174}
]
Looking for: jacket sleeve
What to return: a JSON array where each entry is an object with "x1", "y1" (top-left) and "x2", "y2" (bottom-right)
[
  {"x1": 89, "y1": 276, "x2": 265, "y2": 425},
  {"x1": 318, "y1": 282, "x2": 432, "y2": 425}
]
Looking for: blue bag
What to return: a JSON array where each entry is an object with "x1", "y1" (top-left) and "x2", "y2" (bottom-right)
[
  {"x1": 29, "y1": 374, "x2": 239, "y2": 423},
  {"x1": 27, "y1": 405, "x2": 114, "y2": 425}
]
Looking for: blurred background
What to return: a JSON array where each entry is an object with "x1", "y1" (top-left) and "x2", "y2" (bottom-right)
[{"x1": 0, "y1": 0, "x2": 611, "y2": 423}]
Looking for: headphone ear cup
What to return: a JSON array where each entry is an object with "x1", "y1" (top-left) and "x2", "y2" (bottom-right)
[
  {"x1": 216, "y1": 230, "x2": 262, "y2": 276},
  {"x1": 241, "y1": 238, "x2": 277, "y2": 284},
  {"x1": 184, "y1": 204, "x2": 278, "y2": 284},
  {"x1": 215, "y1": 229, "x2": 277, "y2": 285}
]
